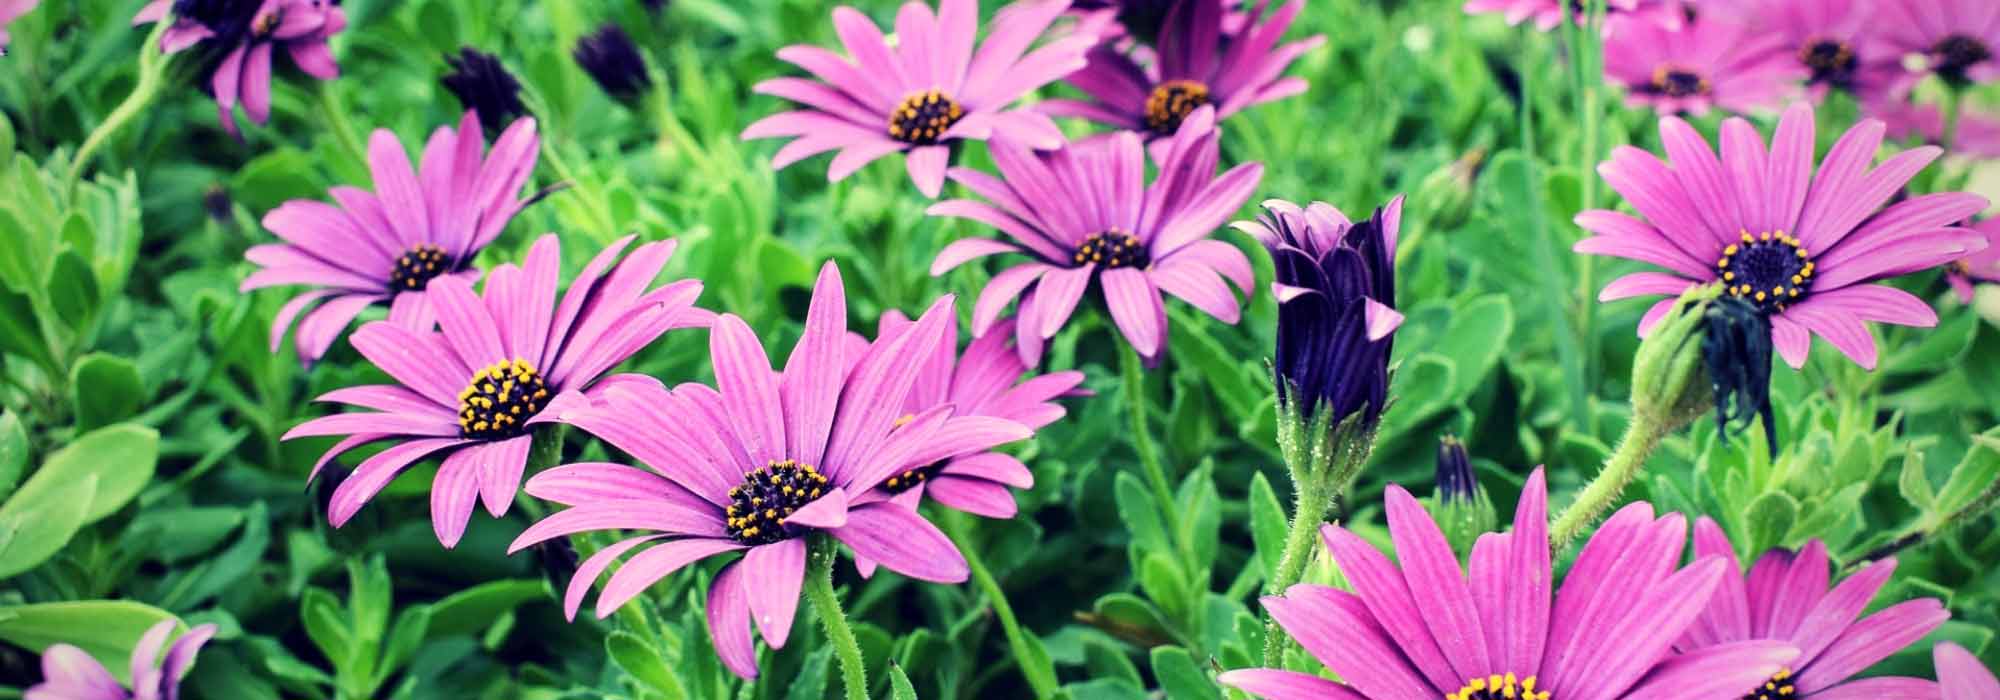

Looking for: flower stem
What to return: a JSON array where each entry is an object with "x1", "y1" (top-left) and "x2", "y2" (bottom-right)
[
  {"x1": 1549, "y1": 410, "x2": 1666, "y2": 549},
  {"x1": 1941, "y1": 87, "x2": 1965, "y2": 151},
  {"x1": 1260, "y1": 474, "x2": 1328, "y2": 665},
  {"x1": 944, "y1": 513, "x2": 1059, "y2": 699},
  {"x1": 1119, "y1": 343, "x2": 1180, "y2": 538},
  {"x1": 69, "y1": 20, "x2": 173, "y2": 188},
  {"x1": 805, "y1": 536, "x2": 869, "y2": 700},
  {"x1": 317, "y1": 82, "x2": 370, "y2": 172}
]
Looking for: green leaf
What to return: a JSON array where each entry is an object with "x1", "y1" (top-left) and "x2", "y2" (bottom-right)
[
  {"x1": 784, "y1": 648, "x2": 833, "y2": 700},
  {"x1": 0, "y1": 473, "x2": 95, "y2": 578},
  {"x1": 0, "y1": 288, "x2": 54, "y2": 372},
  {"x1": 47, "y1": 249, "x2": 101, "y2": 331},
  {"x1": 0, "y1": 411, "x2": 25, "y2": 501},
  {"x1": 300, "y1": 587, "x2": 354, "y2": 671},
  {"x1": 1438, "y1": 295, "x2": 1514, "y2": 400},
  {"x1": 607, "y1": 630, "x2": 678, "y2": 694},
  {"x1": 1898, "y1": 450, "x2": 1933, "y2": 512},
  {"x1": 1935, "y1": 433, "x2": 2000, "y2": 519},
  {"x1": 1248, "y1": 472, "x2": 1288, "y2": 579},
  {"x1": 377, "y1": 606, "x2": 432, "y2": 688},
  {"x1": 889, "y1": 662, "x2": 919, "y2": 700},
  {"x1": 1743, "y1": 490, "x2": 1799, "y2": 552},
  {"x1": 0, "y1": 600, "x2": 178, "y2": 684},
  {"x1": 17, "y1": 423, "x2": 158, "y2": 523},
  {"x1": 1113, "y1": 472, "x2": 1168, "y2": 554},
  {"x1": 425, "y1": 579, "x2": 549, "y2": 639},
  {"x1": 1151, "y1": 646, "x2": 1220, "y2": 700},
  {"x1": 69, "y1": 353, "x2": 145, "y2": 430}
]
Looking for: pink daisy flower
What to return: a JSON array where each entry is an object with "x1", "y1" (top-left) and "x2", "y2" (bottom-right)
[
  {"x1": 1677, "y1": 518, "x2": 1950, "y2": 699},
  {"x1": 1946, "y1": 219, "x2": 2000, "y2": 303},
  {"x1": 1220, "y1": 468, "x2": 1799, "y2": 700},
  {"x1": 27, "y1": 620, "x2": 217, "y2": 700},
  {"x1": 742, "y1": 0, "x2": 1101, "y2": 198},
  {"x1": 134, "y1": 0, "x2": 346, "y2": 137},
  {"x1": 1575, "y1": 102, "x2": 1990, "y2": 369},
  {"x1": 282, "y1": 234, "x2": 710, "y2": 548},
  {"x1": 1462, "y1": 0, "x2": 1673, "y2": 33},
  {"x1": 1602, "y1": 12, "x2": 1803, "y2": 116},
  {"x1": 927, "y1": 106, "x2": 1261, "y2": 364},
  {"x1": 243, "y1": 111, "x2": 540, "y2": 365},
  {"x1": 1869, "y1": 99, "x2": 2000, "y2": 159},
  {"x1": 1038, "y1": 0, "x2": 1324, "y2": 155},
  {"x1": 1870, "y1": 0, "x2": 2000, "y2": 94},
  {"x1": 1725, "y1": 0, "x2": 1902, "y2": 102},
  {"x1": 1934, "y1": 643, "x2": 2000, "y2": 700},
  {"x1": 0, "y1": 0, "x2": 37, "y2": 54},
  {"x1": 508, "y1": 264, "x2": 1031, "y2": 678}
]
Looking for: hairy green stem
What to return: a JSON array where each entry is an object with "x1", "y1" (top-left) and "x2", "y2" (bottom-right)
[
  {"x1": 537, "y1": 140, "x2": 620, "y2": 240},
  {"x1": 1550, "y1": 411, "x2": 1666, "y2": 548},
  {"x1": 317, "y1": 83, "x2": 370, "y2": 171},
  {"x1": 1119, "y1": 342, "x2": 1182, "y2": 546},
  {"x1": 1260, "y1": 475, "x2": 1328, "y2": 665},
  {"x1": 945, "y1": 514, "x2": 1058, "y2": 699},
  {"x1": 806, "y1": 537, "x2": 869, "y2": 700},
  {"x1": 70, "y1": 21, "x2": 173, "y2": 188}
]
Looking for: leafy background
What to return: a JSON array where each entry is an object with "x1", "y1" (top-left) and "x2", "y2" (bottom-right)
[{"x1": 1, "y1": 0, "x2": 1998, "y2": 698}]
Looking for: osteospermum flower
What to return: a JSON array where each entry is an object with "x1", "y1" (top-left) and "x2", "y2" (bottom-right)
[
  {"x1": 0, "y1": 0, "x2": 36, "y2": 54},
  {"x1": 1576, "y1": 101, "x2": 1990, "y2": 369},
  {"x1": 1869, "y1": 98, "x2": 2000, "y2": 158},
  {"x1": 1602, "y1": 13, "x2": 1801, "y2": 115},
  {"x1": 1039, "y1": 0, "x2": 1323, "y2": 154},
  {"x1": 1934, "y1": 643, "x2": 2000, "y2": 700},
  {"x1": 856, "y1": 312, "x2": 1086, "y2": 519},
  {"x1": 1732, "y1": 0, "x2": 1900, "y2": 101},
  {"x1": 243, "y1": 111, "x2": 540, "y2": 365},
  {"x1": 135, "y1": 0, "x2": 345, "y2": 137},
  {"x1": 1677, "y1": 518, "x2": 1949, "y2": 699},
  {"x1": 1870, "y1": 0, "x2": 2000, "y2": 92},
  {"x1": 508, "y1": 264, "x2": 1028, "y2": 678},
  {"x1": 1461, "y1": 0, "x2": 1663, "y2": 32},
  {"x1": 742, "y1": 0, "x2": 1099, "y2": 198},
  {"x1": 442, "y1": 47, "x2": 529, "y2": 136},
  {"x1": 1220, "y1": 469, "x2": 1799, "y2": 700},
  {"x1": 928, "y1": 106, "x2": 1260, "y2": 364},
  {"x1": 1947, "y1": 219, "x2": 2000, "y2": 303},
  {"x1": 27, "y1": 620, "x2": 217, "y2": 700},
  {"x1": 1240, "y1": 197, "x2": 1403, "y2": 426},
  {"x1": 574, "y1": 24, "x2": 652, "y2": 104},
  {"x1": 282, "y1": 234, "x2": 709, "y2": 547}
]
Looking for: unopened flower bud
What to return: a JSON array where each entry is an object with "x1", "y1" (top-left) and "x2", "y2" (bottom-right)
[
  {"x1": 1629, "y1": 284, "x2": 1720, "y2": 434},
  {"x1": 574, "y1": 24, "x2": 652, "y2": 105},
  {"x1": 1429, "y1": 435, "x2": 1496, "y2": 554}
]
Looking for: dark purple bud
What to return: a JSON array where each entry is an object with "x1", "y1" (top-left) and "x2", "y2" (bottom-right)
[
  {"x1": 574, "y1": 24, "x2": 652, "y2": 103},
  {"x1": 441, "y1": 47, "x2": 528, "y2": 137}
]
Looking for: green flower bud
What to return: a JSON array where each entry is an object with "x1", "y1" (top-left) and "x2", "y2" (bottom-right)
[{"x1": 1630, "y1": 284, "x2": 1721, "y2": 433}]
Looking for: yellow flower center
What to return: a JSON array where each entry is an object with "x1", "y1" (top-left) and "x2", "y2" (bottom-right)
[
  {"x1": 1716, "y1": 230, "x2": 1814, "y2": 313},
  {"x1": 888, "y1": 90, "x2": 964, "y2": 145},
  {"x1": 1145, "y1": 79, "x2": 1210, "y2": 135},
  {"x1": 456, "y1": 359, "x2": 549, "y2": 439},
  {"x1": 725, "y1": 460, "x2": 830, "y2": 545},
  {"x1": 1447, "y1": 672, "x2": 1548, "y2": 700},
  {"x1": 1741, "y1": 667, "x2": 1796, "y2": 699}
]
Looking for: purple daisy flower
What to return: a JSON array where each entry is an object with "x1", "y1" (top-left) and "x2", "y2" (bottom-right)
[
  {"x1": 282, "y1": 234, "x2": 710, "y2": 548},
  {"x1": 134, "y1": 0, "x2": 345, "y2": 137},
  {"x1": 1946, "y1": 219, "x2": 2000, "y2": 303},
  {"x1": 1241, "y1": 197, "x2": 1404, "y2": 426},
  {"x1": 1935, "y1": 643, "x2": 2000, "y2": 700},
  {"x1": 1727, "y1": 0, "x2": 1902, "y2": 101},
  {"x1": 1603, "y1": 12, "x2": 1803, "y2": 116},
  {"x1": 243, "y1": 111, "x2": 540, "y2": 365},
  {"x1": 1039, "y1": 0, "x2": 1323, "y2": 156},
  {"x1": 1677, "y1": 518, "x2": 1949, "y2": 699},
  {"x1": 927, "y1": 106, "x2": 1260, "y2": 364},
  {"x1": 1868, "y1": 98, "x2": 2000, "y2": 158},
  {"x1": 742, "y1": 0, "x2": 1101, "y2": 198},
  {"x1": 507, "y1": 264, "x2": 1030, "y2": 678},
  {"x1": 1575, "y1": 102, "x2": 1991, "y2": 369},
  {"x1": 1220, "y1": 468, "x2": 1800, "y2": 700},
  {"x1": 1870, "y1": 0, "x2": 2000, "y2": 93},
  {"x1": 855, "y1": 312, "x2": 1087, "y2": 520},
  {"x1": 27, "y1": 620, "x2": 217, "y2": 700},
  {"x1": 0, "y1": 0, "x2": 37, "y2": 54},
  {"x1": 1461, "y1": 0, "x2": 1658, "y2": 32}
]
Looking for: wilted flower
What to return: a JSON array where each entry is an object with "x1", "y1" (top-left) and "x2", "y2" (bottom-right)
[
  {"x1": 574, "y1": 23, "x2": 652, "y2": 103},
  {"x1": 0, "y1": 0, "x2": 37, "y2": 54},
  {"x1": 442, "y1": 47, "x2": 528, "y2": 136},
  {"x1": 1576, "y1": 102, "x2": 1990, "y2": 370},
  {"x1": 1934, "y1": 643, "x2": 2000, "y2": 700},
  {"x1": 1679, "y1": 518, "x2": 1949, "y2": 699},
  {"x1": 242, "y1": 111, "x2": 540, "y2": 365},
  {"x1": 927, "y1": 106, "x2": 1260, "y2": 364},
  {"x1": 134, "y1": 0, "x2": 346, "y2": 137},
  {"x1": 27, "y1": 619, "x2": 217, "y2": 700},
  {"x1": 743, "y1": 0, "x2": 1100, "y2": 198},
  {"x1": 1040, "y1": 0, "x2": 1322, "y2": 154},
  {"x1": 1947, "y1": 219, "x2": 2000, "y2": 303},
  {"x1": 1221, "y1": 469, "x2": 1798, "y2": 700},
  {"x1": 508, "y1": 264, "x2": 1025, "y2": 678},
  {"x1": 1701, "y1": 295, "x2": 1778, "y2": 451},
  {"x1": 1242, "y1": 196, "x2": 1403, "y2": 427},
  {"x1": 283, "y1": 234, "x2": 709, "y2": 547},
  {"x1": 1601, "y1": 13, "x2": 1802, "y2": 115},
  {"x1": 1069, "y1": 0, "x2": 1179, "y2": 44},
  {"x1": 1870, "y1": 0, "x2": 2000, "y2": 91}
]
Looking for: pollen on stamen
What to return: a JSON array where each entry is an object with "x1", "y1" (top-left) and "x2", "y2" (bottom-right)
[
  {"x1": 725, "y1": 459, "x2": 829, "y2": 545},
  {"x1": 1446, "y1": 672, "x2": 1549, "y2": 700},
  {"x1": 457, "y1": 359, "x2": 549, "y2": 439},
  {"x1": 888, "y1": 89, "x2": 965, "y2": 146}
]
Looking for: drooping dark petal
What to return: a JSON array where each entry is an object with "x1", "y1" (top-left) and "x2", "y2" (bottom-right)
[
  {"x1": 574, "y1": 23, "x2": 652, "y2": 103},
  {"x1": 1702, "y1": 295, "x2": 1778, "y2": 455},
  {"x1": 441, "y1": 47, "x2": 528, "y2": 136}
]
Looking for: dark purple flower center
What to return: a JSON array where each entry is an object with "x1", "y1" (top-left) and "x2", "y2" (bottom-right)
[
  {"x1": 1931, "y1": 34, "x2": 1992, "y2": 84},
  {"x1": 1145, "y1": 79, "x2": 1210, "y2": 135},
  {"x1": 1650, "y1": 65, "x2": 1710, "y2": 98},
  {"x1": 881, "y1": 462, "x2": 943, "y2": 494},
  {"x1": 1798, "y1": 38, "x2": 1856, "y2": 86},
  {"x1": 390, "y1": 244, "x2": 450, "y2": 292},
  {"x1": 889, "y1": 90, "x2": 964, "y2": 146},
  {"x1": 1451, "y1": 673, "x2": 1547, "y2": 700},
  {"x1": 1717, "y1": 231, "x2": 1814, "y2": 313},
  {"x1": 725, "y1": 460, "x2": 830, "y2": 545},
  {"x1": 1740, "y1": 667, "x2": 1795, "y2": 700},
  {"x1": 1073, "y1": 229, "x2": 1149, "y2": 269},
  {"x1": 457, "y1": 359, "x2": 549, "y2": 439}
]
